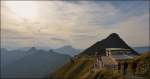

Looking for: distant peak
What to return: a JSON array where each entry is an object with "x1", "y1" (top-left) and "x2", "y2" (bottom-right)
[
  {"x1": 107, "y1": 33, "x2": 120, "y2": 39},
  {"x1": 28, "y1": 47, "x2": 37, "y2": 51},
  {"x1": 31, "y1": 47, "x2": 36, "y2": 49},
  {"x1": 110, "y1": 33, "x2": 119, "y2": 37},
  {"x1": 49, "y1": 49, "x2": 54, "y2": 52},
  {"x1": 63, "y1": 45, "x2": 73, "y2": 48}
]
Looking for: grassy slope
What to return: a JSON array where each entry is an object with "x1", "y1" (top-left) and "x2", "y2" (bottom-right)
[
  {"x1": 50, "y1": 57, "x2": 96, "y2": 79},
  {"x1": 50, "y1": 51, "x2": 150, "y2": 79},
  {"x1": 50, "y1": 57, "x2": 124, "y2": 79}
]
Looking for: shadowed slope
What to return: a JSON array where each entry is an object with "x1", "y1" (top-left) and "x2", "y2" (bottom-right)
[{"x1": 80, "y1": 33, "x2": 139, "y2": 56}]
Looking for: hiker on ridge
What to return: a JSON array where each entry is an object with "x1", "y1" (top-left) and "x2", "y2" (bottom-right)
[
  {"x1": 118, "y1": 62, "x2": 121, "y2": 73},
  {"x1": 132, "y1": 62, "x2": 137, "y2": 75},
  {"x1": 123, "y1": 61, "x2": 128, "y2": 75}
]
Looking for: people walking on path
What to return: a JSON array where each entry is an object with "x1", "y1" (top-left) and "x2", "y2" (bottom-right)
[{"x1": 123, "y1": 61, "x2": 128, "y2": 75}]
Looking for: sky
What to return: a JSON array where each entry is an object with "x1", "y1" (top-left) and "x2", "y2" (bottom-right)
[{"x1": 1, "y1": 1, "x2": 149, "y2": 49}]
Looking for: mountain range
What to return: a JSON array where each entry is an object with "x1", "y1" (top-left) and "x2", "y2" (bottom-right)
[
  {"x1": 1, "y1": 33, "x2": 149, "y2": 79},
  {"x1": 1, "y1": 48, "x2": 70, "y2": 79},
  {"x1": 1, "y1": 47, "x2": 37, "y2": 66},
  {"x1": 54, "y1": 46, "x2": 82, "y2": 57},
  {"x1": 133, "y1": 46, "x2": 149, "y2": 54}
]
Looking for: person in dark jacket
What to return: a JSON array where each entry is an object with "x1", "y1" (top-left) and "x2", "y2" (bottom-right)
[
  {"x1": 132, "y1": 62, "x2": 137, "y2": 75},
  {"x1": 123, "y1": 61, "x2": 128, "y2": 75},
  {"x1": 118, "y1": 62, "x2": 121, "y2": 73}
]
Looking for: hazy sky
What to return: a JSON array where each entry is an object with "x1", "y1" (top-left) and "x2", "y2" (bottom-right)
[{"x1": 1, "y1": 1, "x2": 149, "y2": 49}]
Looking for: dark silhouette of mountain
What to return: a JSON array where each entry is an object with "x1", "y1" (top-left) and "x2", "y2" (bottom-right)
[
  {"x1": 27, "y1": 47, "x2": 37, "y2": 52},
  {"x1": 1, "y1": 47, "x2": 40, "y2": 67},
  {"x1": 80, "y1": 33, "x2": 139, "y2": 56},
  {"x1": 15, "y1": 47, "x2": 51, "y2": 52},
  {"x1": 1, "y1": 49, "x2": 27, "y2": 66},
  {"x1": 1, "y1": 48, "x2": 8, "y2": 52},
  {"x1": 16, "y1": 47, "x2": 34, "y2": 52},
  {"x1": 1, "y1": 49, "x2": 70, "y2": 79},
  {"x1": 54, "y1": 46, "x2": 81, "y2": 57}
]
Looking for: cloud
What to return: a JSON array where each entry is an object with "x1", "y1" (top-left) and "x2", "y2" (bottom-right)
[
  {"x1": 1, "y1": 1, "x2": 149, "y2": 49},
  {"x1": 73, "y1": 34, "x2": 98, "y2": 40},
  {"x1": 113, "y1": 13, "x2": 149, "y2": 47},
  {"x1": 50, "y1": 38, "x2": 68, "y2": 42},
  {"x1": 1, "y1": 28, "x2": 31, "y2": 39}
]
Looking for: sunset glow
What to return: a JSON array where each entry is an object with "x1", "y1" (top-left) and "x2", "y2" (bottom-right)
[
  {"x1": 1, "y1": 1, "x2": 149, "y2": 49},
  {"x1": 4, "y1": 1, "x2": 38, "y2": 20}
]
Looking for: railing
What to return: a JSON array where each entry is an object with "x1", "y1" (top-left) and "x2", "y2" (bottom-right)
[
  {"x1": 107, "y1": 63, "x2": 150, "y2": 76},
  {"x1": 136, "y1": 63, "x2": 150, "y2": 75}
]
